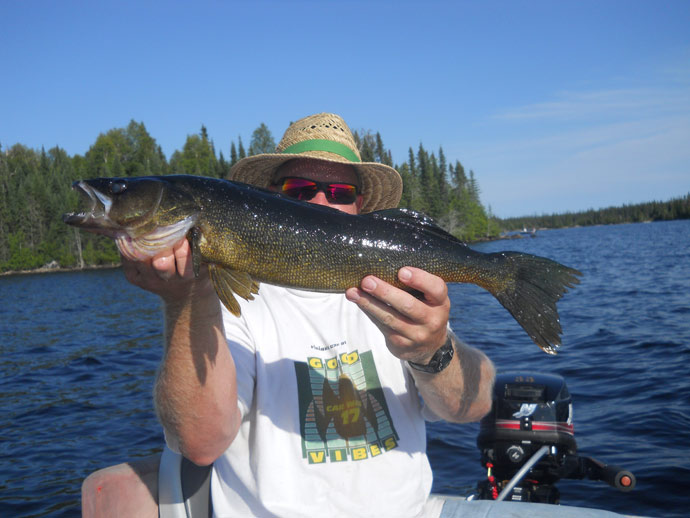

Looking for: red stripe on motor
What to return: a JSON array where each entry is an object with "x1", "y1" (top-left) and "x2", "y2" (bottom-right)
[{"x1": 495, "y1": 420, "x2": 574, "y2": 435}]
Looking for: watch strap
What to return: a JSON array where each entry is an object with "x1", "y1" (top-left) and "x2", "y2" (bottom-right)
[{"x1": 407, "y1": 335, "x2": 455, "y2": 374}]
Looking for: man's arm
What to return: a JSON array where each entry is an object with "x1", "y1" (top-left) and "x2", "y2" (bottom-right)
[
  {"x1": 122, "y1": 239, "x2": 241, "y2": 465},
  {"x1": 404, "y1": 331, "x2": 495, "y2": 423},
  {"x1": 345, "y1": 267, "x2": 495, "y2": 423}
]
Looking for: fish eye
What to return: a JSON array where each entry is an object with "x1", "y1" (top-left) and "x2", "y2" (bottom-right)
[{"x1": 110, "y1": 180, "x2": 127, "y2": 194}]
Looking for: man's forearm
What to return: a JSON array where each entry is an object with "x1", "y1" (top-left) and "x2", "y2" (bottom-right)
[
  {"x1": 410, "y1": 333, "x2": 495, "y2": 423},
  {"x1": 154, "y1": 294, "x2": 241, "y2": 465}
]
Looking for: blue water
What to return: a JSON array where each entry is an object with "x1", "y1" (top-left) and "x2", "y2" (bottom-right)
[{"x1": 1, "y1": 220, "x2": 689, "y2": 517}]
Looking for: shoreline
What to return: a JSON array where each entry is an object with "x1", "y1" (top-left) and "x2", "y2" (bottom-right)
[{"x1": 0, "y1": 263, "x2": 121, "y2": 277}]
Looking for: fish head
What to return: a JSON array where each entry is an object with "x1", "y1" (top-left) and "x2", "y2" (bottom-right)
[{"x1": 63, "y1": 176, "x2": 198, "y2": 237}]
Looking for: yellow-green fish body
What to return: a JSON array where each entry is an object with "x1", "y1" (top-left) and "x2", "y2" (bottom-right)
[{"x1": 64, "y1": 175, "x2": 581, "y2": 354}]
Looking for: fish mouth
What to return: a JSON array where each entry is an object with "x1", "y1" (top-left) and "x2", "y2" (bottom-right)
[
  {"x1": 63, "y1": 178, "x2": 198, "y2": 261},
  {"x1": 62, "y1": 182, "x2": 120, "y2": 235}
]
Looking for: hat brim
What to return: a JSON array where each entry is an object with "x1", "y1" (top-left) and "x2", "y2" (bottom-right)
[{"x1": 229, "y1": 152, "x2": 402, "y2": 213}]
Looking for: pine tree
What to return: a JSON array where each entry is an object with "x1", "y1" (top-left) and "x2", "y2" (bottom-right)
[
  {"x1": 468, "y1": 170, "x2": 481, "y2": 203},
  {"x1": 249, "y1": 123, "x2": 276, "y2": 155},
  {"x1": 375, "y1": 132, "x2": 392, "y2": 165},
  {"x1": 230, "y1": 142, "x2": 238, "y2": 166},
  {"x1": 355, "y1": 131, "x2": 376, "y2": 162},
  {"x1": 397, "y1": 162, "x2": 414, "y2": 209},
  {"x1": 405, "y1": 147, "x2": 421, "y2": 211},
  {"x1": 417, "y1": 144, "x2": 444, "y2": 218},
  {"x1": 217, "y1": 151, "x2": 228, "y2": 178},
  {"x1": 451, "y1": 160, "x2": 467, "y2": 194}
]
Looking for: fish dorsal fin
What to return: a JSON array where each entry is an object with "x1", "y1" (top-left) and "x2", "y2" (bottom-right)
[
  {"x1": 208, "y1": 264, "x2": 260, "y2": 316},
  {"x1": 366, "y1": 208, "x2": 465, "y2": 244}
]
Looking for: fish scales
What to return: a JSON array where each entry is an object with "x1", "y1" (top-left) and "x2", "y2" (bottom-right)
[
  {"x1": 192, "y1": 177, "x2": 487, "y2": 290},
  {"x1": 63, "y1": 175, "x2": 581, "y2": 354}
]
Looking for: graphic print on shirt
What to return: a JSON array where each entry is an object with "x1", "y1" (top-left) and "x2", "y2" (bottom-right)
[{"x1": 294, "y1": 350, "x2": 400, "y2": 465}]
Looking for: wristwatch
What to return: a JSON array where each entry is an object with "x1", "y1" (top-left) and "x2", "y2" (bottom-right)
[{"x1": 407, "y1": 335, "x2": 455, "y2": 374}]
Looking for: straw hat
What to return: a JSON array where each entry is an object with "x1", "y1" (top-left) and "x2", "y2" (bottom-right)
[{"x1": 229, "y1": 113, "x2": 402, "y2": 213}]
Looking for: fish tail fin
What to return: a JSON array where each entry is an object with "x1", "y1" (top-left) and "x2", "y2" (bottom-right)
[{"x1": 480, "y1": 252, "x2": 582, "y2": 354}]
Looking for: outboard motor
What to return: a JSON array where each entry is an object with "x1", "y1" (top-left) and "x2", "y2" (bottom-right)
[{"x1": 474, "y1": 372, "x2": 635, "y2": 503}]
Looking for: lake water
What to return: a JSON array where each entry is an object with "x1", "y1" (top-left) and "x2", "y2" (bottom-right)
[{"x1": 1, "y1": 220, "x2": 689, "y2": 517}]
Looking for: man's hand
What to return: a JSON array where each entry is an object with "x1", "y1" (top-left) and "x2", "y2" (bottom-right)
[
  {"x1": 121, "y1": 238, "x2": 215, "y2": 304},
  {"x1": 345, "y1": 266, "x2": 450, "y2": 364},
  {"x1": 346, "y1": 266, "x2": 494, "y2": 423}
]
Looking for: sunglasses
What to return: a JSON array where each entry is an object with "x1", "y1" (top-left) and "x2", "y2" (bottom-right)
[{"x1": 273, "y1": 177, "x2": 359, "y2": 204}]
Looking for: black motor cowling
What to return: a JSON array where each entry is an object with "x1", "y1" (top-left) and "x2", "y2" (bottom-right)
[
  {"x1": 475, "y1": 372, "x2": 635, "y2": 503},
  {"x1": 477, "y1": 372, "x2": 576, "y2": 485}
]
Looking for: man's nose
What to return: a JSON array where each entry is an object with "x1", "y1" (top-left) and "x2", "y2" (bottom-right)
[{"x1": 308, "y1": 191, "x2": 331, "y2": 206}]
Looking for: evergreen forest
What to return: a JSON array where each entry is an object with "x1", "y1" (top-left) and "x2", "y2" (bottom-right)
[
  {"x1": 1, "y1": 120, "x2": 687, "y2": 274},
  {"x1": 501, "y1": 195, "x2": 689, "y2": 231}
]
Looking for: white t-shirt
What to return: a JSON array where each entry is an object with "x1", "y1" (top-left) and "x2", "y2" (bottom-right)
[{"x1": 211, "y1": 284, "x2": 435, "y2": 518}]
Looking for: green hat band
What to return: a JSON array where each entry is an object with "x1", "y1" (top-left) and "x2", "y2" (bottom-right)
[{"x1": 281, "y1": 139, "x2": 361, "y2": 163}]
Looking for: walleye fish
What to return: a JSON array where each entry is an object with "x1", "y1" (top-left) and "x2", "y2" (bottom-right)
[{"x1": 63, "y1": 175, "x2": 581, "y2": 354}]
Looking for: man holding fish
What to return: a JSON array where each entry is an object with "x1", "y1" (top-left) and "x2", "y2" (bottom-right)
[{"x1": 79, "y1": 113, "x2": 574, "y2": 516}]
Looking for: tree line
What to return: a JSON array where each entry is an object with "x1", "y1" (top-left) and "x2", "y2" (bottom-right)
[
  {"x1": 501, "y1": 195, "x2": 690, "y2": 231},
  {"x1": 0, "y1": 120, "x2": 497, "y2": 273}
]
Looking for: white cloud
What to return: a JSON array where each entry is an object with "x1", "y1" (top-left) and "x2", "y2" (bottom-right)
[
  {"x1": 494, "y1": 83, "x2": 689, "y2": 122},
  {"x1": 458, "y1": 70, "x2": 690, "y2": 217}
]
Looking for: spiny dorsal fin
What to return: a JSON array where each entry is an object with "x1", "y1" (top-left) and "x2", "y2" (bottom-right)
[
  {"x1": 208, "y1": 264, "x2": 260, "y2": 317},
  {"x1": 366, "y1": 208, "x2": 465, "y2": 244}
]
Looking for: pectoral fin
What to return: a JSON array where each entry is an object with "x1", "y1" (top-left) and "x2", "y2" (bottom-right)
[
  {"x1": 189, "y1": 227, "x2": 203, "y2": 278},
  {"x1": 208, "y1": 264, "x2": 260, "y2": 317}
]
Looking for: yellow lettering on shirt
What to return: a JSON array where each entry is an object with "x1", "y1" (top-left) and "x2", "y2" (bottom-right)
[
  {"x1": 383, "y1": 436, "x2": 398, "y2": 451},
  {"x1": 330, "y1": 448, "x2": 347, "y2": 462},
  {"x1": 308, "y1": 451, "x2": 326, "y2": 464},
  {"x1": 340, "y1": 407, "x2": 360, "y2": 425},
  {"x1": 340, "y1": 351, "x2": 359, "y2": 365},
  {"x1": 351, "y1": 447, "x2": 368, "y2": 460}
]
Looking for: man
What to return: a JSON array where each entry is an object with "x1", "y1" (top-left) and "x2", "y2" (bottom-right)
[{"x1": 83, "y1": 113, "x2": 495, "y2": 517}]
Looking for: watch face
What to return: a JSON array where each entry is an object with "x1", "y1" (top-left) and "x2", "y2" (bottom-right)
[{"x1": 408, "y1": 339, "x2": 454, "y2": 373}]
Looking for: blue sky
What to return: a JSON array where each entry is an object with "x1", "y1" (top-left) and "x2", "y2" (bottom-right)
[{"x1": 2, "y1": 1, "x2": 688, "y2": 218}]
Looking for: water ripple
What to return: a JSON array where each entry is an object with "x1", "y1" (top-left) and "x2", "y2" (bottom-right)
[
  {"x1": 430, "y1": 221, "x2": 690, "y2": 517},
  {"x1": 1, "y1": 222, "x2": 689, "y2": 516}
]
